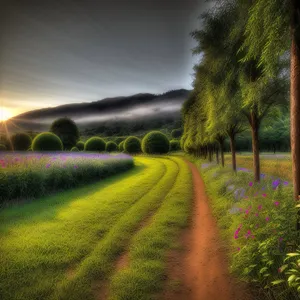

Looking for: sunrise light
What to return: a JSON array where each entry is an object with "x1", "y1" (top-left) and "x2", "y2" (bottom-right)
[{"x1": 0, "y1": 107, "x2": 12, "y2": 121}]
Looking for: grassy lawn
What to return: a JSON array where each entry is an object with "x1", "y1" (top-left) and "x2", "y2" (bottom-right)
[{"x1": 0, "y1": 156, "x2": 193, "y2": 300}]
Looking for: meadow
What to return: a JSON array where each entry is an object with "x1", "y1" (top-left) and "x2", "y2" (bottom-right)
[{"x1": 0, "y1": 156, "x2": 192, "y2": 300}]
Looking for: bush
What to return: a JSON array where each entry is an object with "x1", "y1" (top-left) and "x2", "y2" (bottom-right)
[
  {"x1": 32, "y1": 132, "x2": 63, "y2": 151},
  {"x1": 84, "y1": 137, "x2": 106, "y2": 152},
  {"x1": 114, "y1": 137, "x2": 125, "y2": 144},
  {"x1": 76, "y1": 141, "x2": 85, "y2": 151},
  {"x1": 50, "y1": 117, "x2": 80, "y2": 150},
  {"x1": 170, "y1": 139, "x2": 181, "y2": 151},
  {"x1": 71, "y1": 147, "x2": 79, "y2": 152},
  {"x1": 0, "y1": 134, "x2": 11, "y2": 150},
  {"x1": 0, "y1": 144, "x2": 6, "y2": 151},
  {"x1": 142, "y1": 131, "x2": 170, "y2": 154},
  {"x1": 171, "y1": 128, "x2": 182, "y2": 139},
  {"x1": 106, "y1": 141, "x2": 118, "y2": 152},
  {"x1": 124, "y1": 136, "x2": 141, "y2": 154},
  {"x1": 11, "y1": 133, "x2": 32, "y2": 151},
  {"x1": 119, "y1": 141, "x2": 125, "y2": 152}
]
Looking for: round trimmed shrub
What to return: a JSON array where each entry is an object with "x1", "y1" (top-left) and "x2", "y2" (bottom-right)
[
  {"x1": 119, "y1": 141, "x2": 125, "y2": 152},
  {"x1": 71, "y1": 146, "x2": 79, "y2": 152},
  {"x1": 84, "y1": 137, "x2": 106, "y2": 152},
  {"x1": 76, "y1": 141, "x2": 85, "y2": 151},
  {"x1": 0, "y1": 144, "x2": 6, "y2": 151},
  {"x1": 106, "y1": 141, "x2": 118, "y2": 152},
  {"x1": 142, "y1": 131, "x2": 170, "y2": 154},
  {"x1": 114, "y1": 137, "x2": 125, "y2": 144},
  {"x1": 11, "y1": 132, "x2": 32, "y2": 151},
  {"x1": 32, "y1": 132, "x2": 63, "y2": 151},
  {"x1": 170, "y1": 139, "x2": 181, "y2": 151},
  {"x1": 124, "y1": 136, "x2": 141, "y2": 154},
  {"x1": 171, "y1": 128, "x2": 183, "y2": 139},
  {"x1": 50, "y1": 117, "x2": 80, "y2": 150}
]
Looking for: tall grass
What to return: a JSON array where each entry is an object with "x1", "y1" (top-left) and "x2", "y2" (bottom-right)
[{"x1": 224, "y1": 153, "x2": 292, "y2": 181}]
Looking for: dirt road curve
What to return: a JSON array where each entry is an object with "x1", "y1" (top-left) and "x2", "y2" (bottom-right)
[{"x1": 163, "y1": 161, "x2": 252, "y2": 300}]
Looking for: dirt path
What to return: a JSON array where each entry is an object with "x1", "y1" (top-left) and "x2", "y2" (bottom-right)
[{"x1": 163, "y1": 161, "x2": 252, "y2": 300}]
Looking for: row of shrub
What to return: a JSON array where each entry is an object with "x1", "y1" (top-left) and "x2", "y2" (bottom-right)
[
  {"x1": 0, "y1": 154, "x2": 134, "y2": 204},
  {"x1": 0, "y1": 131, "x2": 182, "y2": 154}
]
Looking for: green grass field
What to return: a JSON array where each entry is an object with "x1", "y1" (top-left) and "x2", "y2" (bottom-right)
[{"x1": 0, "y1": 156, "x2": 193, "y2": 300}]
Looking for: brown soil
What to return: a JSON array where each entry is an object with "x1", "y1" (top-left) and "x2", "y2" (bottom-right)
[{"x1": 163, "y1": 161, "x2": 253, "y2": 300}]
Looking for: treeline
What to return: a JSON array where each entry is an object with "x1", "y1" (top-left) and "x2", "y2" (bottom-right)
[
  {"x1": 82, "y1": 114, "x2": 182, "y2": 137},
  {"x1": 181, "y1": 0, "x2": 298, "y2": 190}
]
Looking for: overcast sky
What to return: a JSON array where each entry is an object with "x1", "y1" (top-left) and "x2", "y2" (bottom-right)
[{"x1": 0, "y1": 0, "x2": 211, "y2": 117}]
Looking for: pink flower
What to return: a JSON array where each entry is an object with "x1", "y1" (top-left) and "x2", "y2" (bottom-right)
[
  {"x1": 237, "y1": 247, "x2": 240, "y2": 251},
  {"x1": 265, "y1": 216, "x2": 270, "y2": 222},
  {"x1": 274, "y1": 201, "x2": 280, "y2": 206},
  {"x1": 262, "y1": 193, "x2": 267, "y2": 197},
  {"x1": 255, "y1": 213, "x2": 259, "y2": 217},
  {"x1": 249, "y1": 182, "x2": 253, "y2": 187},
  {"x1": 258, "y1": 205, "x2": 262, "y2": 210}
]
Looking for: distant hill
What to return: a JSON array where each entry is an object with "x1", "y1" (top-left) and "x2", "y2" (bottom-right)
[{"x1": 2, "y1": 89, "x2": 190, "y2": 136}]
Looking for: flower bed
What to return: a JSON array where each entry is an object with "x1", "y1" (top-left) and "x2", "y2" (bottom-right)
[{"x1": 0, "y1": 152, "x2": 134, "y2": 204}]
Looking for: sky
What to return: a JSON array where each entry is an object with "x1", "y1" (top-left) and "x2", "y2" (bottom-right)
[{"x1": 0, "y1": 0, "x2": 210, "y2": 118}]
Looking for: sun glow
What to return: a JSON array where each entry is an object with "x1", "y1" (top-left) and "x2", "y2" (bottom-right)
[{"x1": 0, "y1": 107, "x2": 12, "y2": 121}]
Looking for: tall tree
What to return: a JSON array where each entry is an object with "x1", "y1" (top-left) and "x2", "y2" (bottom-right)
[{"x1": 241, "y1": 0, "x2": 300, "y2": 200}]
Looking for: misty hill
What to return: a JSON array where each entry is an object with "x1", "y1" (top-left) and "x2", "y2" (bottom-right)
[{"x1": 3, "y1": 89, "x2": 190, "y2": 136}]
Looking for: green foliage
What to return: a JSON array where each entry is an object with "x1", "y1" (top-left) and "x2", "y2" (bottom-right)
[
  {"x1": 241, "y1": 0, "x2": 290, "y2": 78},
  {"x1": 50, "y1": 117, "x2": 80, "y2": 150},
  {"x1": 171, "y1": 128, "x2": 182, "y2": 139},
  {"x1": 170, "y1": 139, "x2": 181, "y2": 151},
  {"x1": 124, "y1": 136, "x2": 141, "y2": 154},
  {"x1": 71, "y1": 147, "x2": 79, "y2": 152},
  {"x1": 119, "y1": 141, "x2": 125, "y2": 152},
  {"x1": 142, "y1": 131, "x2": 170, "y2": 154},
  {"x1": 11, "y1": 133, "x2": 32, "y2": 151},
  {"x1": 105, "y1": 141, "x2": 118, "y2": 152},
  {"x1": 32, "y1": 132, "x2": 63, "y2": 151},
  {"x1": 0, "y1": 134, "x2": 12, "y2": 151},
  {"x1": 0, "y1": 144, "x2": 6, "y2": 151},
  {"x1": 114, "y1": 137, "x2": 125, "y2": 144},
  {"x1": 84, "y1": 137, "x2": 106, "y2": 152},
  {"x1": 76, "y1": 141, "x2": 85, "y2": 151}
]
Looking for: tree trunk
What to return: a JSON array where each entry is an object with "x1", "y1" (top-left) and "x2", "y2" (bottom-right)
[
  {"x1": 216, "y1": 147, "x2": 219, "y2": 164},
  {"x1": 229, "y1": 134, "x2": 237, "y2": 172},
  {"x1": 219, "y1": 138, "x2": 225, "y2": 167},
  {"x1": 250, "y1": 111, "x2": 260, "y2": 182},
  {"x1": 291, "y1": 0, "x2": 300, "y2": 229},
  {"x1": 208, "y1": 146, "x2": 212, "y2": 162}
]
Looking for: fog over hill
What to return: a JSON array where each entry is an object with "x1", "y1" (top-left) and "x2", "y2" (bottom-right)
[{"x1": 2, "y1": 89, "x2": 190, "y2": 136}]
